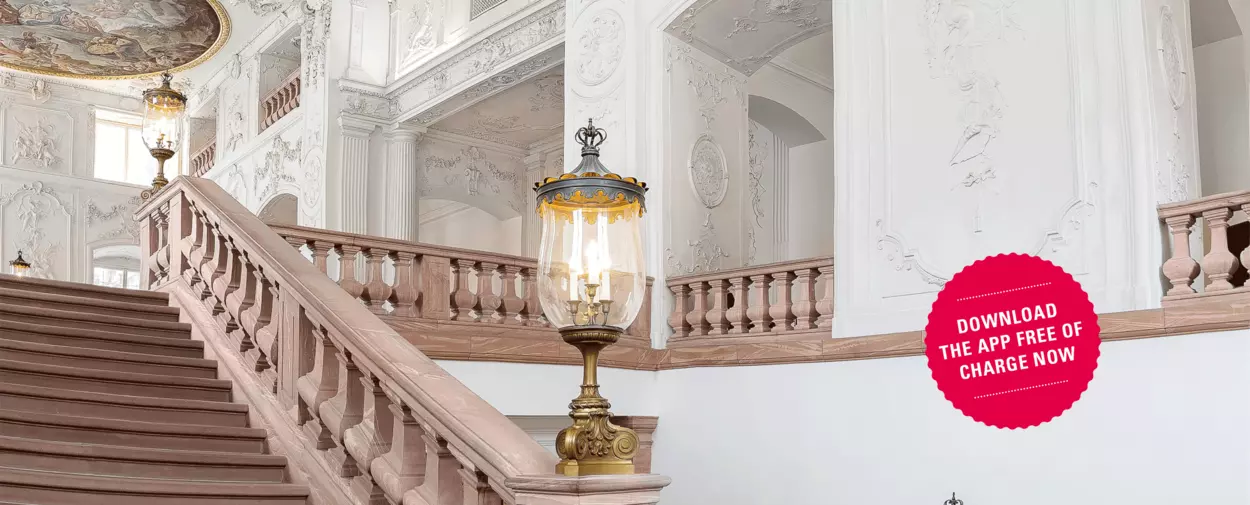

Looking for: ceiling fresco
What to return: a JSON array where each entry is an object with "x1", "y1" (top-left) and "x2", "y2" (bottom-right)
[{"x1": 0, "y1": 0, "x2": 228, "y2": 79}]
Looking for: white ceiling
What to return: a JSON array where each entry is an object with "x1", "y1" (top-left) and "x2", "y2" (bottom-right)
[
  {"x1": 1191, "y1": 0, "x2": 1243, "y2": 47},
  {"x1": 771, "y1": 30, "x2": 832, "y2": 85},
  {"x1": 431, "y1": 66, "x2": 565, "y2": 149},
  {"x1": 667, "y1": 0, "x2": 832, "y2": 75}
]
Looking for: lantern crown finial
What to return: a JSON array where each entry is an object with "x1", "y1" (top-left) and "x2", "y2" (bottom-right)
[{"x1": 575, "y1": 118, "x2": 606, "y2": 156}]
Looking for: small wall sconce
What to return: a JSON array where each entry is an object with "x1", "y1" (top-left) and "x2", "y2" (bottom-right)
[
  {"x1": 9, "y1": 250, "x2": 30, "y2": 277},
  {"x1": 944, "y1": 492, "x2": 964, "y2": 505}
]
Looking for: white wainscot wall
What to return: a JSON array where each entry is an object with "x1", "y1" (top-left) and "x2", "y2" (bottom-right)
[
  {"x1": 652, "y1": 331, "x2": 1250, "y2": 505},
  {"x1": 0, "y1": 78, "x2": 147, "y2": 283},
  {"x1": 1194, "y1": 35, "x2": 1250, "y2": 197}
]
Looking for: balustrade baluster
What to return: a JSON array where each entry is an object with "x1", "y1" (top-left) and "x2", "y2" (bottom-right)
[
  {"x1": 310, "y1": 240, "x2": 333, "y2": 274},
  {"x1": 747, "y1": 274, "x2": 772, "y2": 333},
  {"x1": 226, "y1": 254, "x2": 259, "y2": 351},
  {"x1": 497, "y1": 265, "x2": 524, "y2": 325},
  {"x1": 421, "y1": 255, "x2": 452, "y2": 320},
  {"x1": 769, "y1": 271, "x2": 796, "y2": 332},
  {"x1": 283, "y1": 235, "x2": 307, "y2": 256},
  {"x1": 450, "y1": 259, "x2": 477, "y2": 321},
  {"x1": 345, "y1": 374, "x2": 390, "y2": 504},
  {"x1": 321, "y1": 344, "x2": 365, "y2": 477},
  {"x1": 242, "y1": 269, "x2": 277, "y2": 379},
  {"x1": 390, "y1": 251, "x2": 420, "y2": 318},
  {"x1": 371, "y1": 385, "x2": 427, "y2": 504},
  {"x1": 410, "y1": 432, "x2": 462, "y2": 505},
  {"x1": 338, "y1": 244, "x2": 366, "y2": 304},
  {"x1": 1242, "y1": 204, "x2": 1250, "y2": 277},
  {"x1": 196, "y1": 220, "x2": 219, "y2": 299},
  {"x1": 668, "y1": 284, "x2": 692, "y2": 338},
  {"x1": 205, "y1": 226, "x2": 229, "y2": 308},
  {"x1": 685, "y1": 282, "x2": 711, "y2": 337},
  {"x1": 726, "y1": 276, "x2": 750, "y2": 334},
  {"x1": 1203, "y1": 208, "x2": 1240, "y2": 291},
  {"x1": 474, "y1": 262, "x2": 502, "y2": 323},
  {"x1": 791, "y1": 268, "x2": 820, "y2": 330},
  {"x1": 362, "y1": 248, "x2": 393, "y2": 314},
  {"x1": 459, "y1": 467, "x2": 503, "y2": 505},
  {"x1": 1162, "y1": 215, "x2": 1200, "y2": 296},
  {"x1": 815, "y1": 266, "x2": 834, "y2": 328},
  {"x1": 521, "y1": 267, "x2": 544, "y2": 326},
  {"x1": 705, "y1": 279, "x2": 730, "y2": 335},
  {"x1": 296, "y1": 324, "x2": 341, "y2": 450},
  {"x1": 153, "y1": 204, "x2": 170, "y2": 282},
  {"x1": 183, "y1": 203, "x2": 204, "y2": 285}
]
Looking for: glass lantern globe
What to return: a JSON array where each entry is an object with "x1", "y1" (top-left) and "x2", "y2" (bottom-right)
[
  {"x1": 9, "y1": 250, "x2": 29, "y2": 277},
  {"x1": 535, "y1": 120, "x2": 648, "y2": 331},
  {"x1": 139, "y1": 72, "x2": 187, "y2": 199}
]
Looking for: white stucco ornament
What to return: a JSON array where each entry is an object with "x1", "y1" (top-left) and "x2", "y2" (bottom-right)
[
  {"x1": 688, "y1": 135, "x2": 728, "y2": 208},
  {"x1": 575, "y1": 8, "x2": 624, "y2": 86},
  {"x1": 1157, "y1": 5, "x2": 1186, "y2": 108}
]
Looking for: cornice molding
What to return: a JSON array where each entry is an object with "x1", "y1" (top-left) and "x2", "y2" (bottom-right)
[
  {"x1": 766, "y1": 57, "x2": 833, "y2": 93},
  {"x1": 424, "y1": 128, "x2": 528, "y2": 158}
]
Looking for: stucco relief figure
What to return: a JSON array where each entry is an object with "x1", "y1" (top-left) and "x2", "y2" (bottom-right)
[
  {"x1": 0, "y1": 0, "x2": 225, "y2": 79},
  {"x1": 921, "y1": 0, "x2": 1019, "y2": 232}
]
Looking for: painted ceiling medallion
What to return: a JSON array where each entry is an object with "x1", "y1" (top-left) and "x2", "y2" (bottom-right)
[{"x1": 0, "y1": 0, "x2": 229, "y2": 80}]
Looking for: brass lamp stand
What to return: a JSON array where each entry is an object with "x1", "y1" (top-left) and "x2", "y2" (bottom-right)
[{"x1": 140, "y1": 140, "x2": 174, "y2": 201}]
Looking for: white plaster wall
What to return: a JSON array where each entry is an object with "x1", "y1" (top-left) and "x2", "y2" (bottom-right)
[
  {"x1": 1195, "y1": 36, "x2": 1250, "y2": 196},
  {"x1": 651, "y1": 330, "x2": 1250, "y2": 505},
  {"x1": 435, "y1": 360, "x2": 661, "y2": 416},
  {"x1": 419, "y1": 202, "x2": 523, "y2": 255}
]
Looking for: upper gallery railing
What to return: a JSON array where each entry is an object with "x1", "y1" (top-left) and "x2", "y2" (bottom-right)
[
  {"x1": 666, "y1": 257, "x2": 833, "y2": 345},
  {"x1": 1159, "y1": 190, "x2": 1250, "y2": 297},
  {"x1": 189, "y1": 139, "x2": 216, "y2": 177},
  {"x1": 267, "y1": 224, "x2": 653, "y2": 342},
  {"x1": 260, "y1": 70, "x2": 301, "y2": 132},
  {"x1": 136, "y1": 177, "x2": 557, "y2": 504}
]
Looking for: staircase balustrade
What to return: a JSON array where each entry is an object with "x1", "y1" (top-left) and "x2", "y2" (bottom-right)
[
  {"x1": 189, "y1": 140, "x2": 216, "y2": 177},
  {"x1": 260, "y1": 71, "x2": 301, "y2": 132},
  {"x1": 666, "y1": 258, "x2": 833, "y2": 346},
  {"x1": 137, "y1": 177, "x2": 667, "y2": 504},
  {"x1": 268, "y1": 224, "x2": 654, "y2": 344},
  {"x1": 1159, "y1": 190, "x2": 1250, "y2": 298}
]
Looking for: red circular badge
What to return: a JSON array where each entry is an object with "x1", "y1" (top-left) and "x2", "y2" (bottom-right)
[{"x1": 925, "y1": 253, "x2": 1100, "y2": 429}]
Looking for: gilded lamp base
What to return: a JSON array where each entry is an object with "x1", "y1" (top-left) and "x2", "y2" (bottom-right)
[
  {"x1": 140, "y1": 148, "x2": 174, "y2": 201},
  {"x1": 554, "y1": 325, "x2": 639, "y2": 476}
]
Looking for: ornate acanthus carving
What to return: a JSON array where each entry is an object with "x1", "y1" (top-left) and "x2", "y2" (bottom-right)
[
  {"x1": 727, "y1": 0, "x2": 822, "y2": 39},
  {"x1": 667, "y1": 213, "x2": 731, "y2": 274},
  {"x1": 342, "y1": 89, "x2": 398, "y2": 120},
  {"x1": 575, "y1": 9, "x2": 624, "y2": 86},
  {"x1": 0, "y1": 182, "x2": 71, "y2": 279},
  {"x1": 255, "y1": 137, "x2": 302, "y2": 201},
  {"x1": 301, "y1": 1, "x2": 333, "y2": 90},
  {"x1": 689, "y1": 135, "x2": 728, "y2": 208},
  {"x1": 403, "y1": 0, "x2": 438, "y2": 64},
  {"x1": 84, "y1": 196, "x2": 142, "y2": 242},
  {"x1": 529, "y1": 73, "x2": 564, "y2": 111},
  {"x1": 223, "y1": 93, "x2": 246, "y2": 153},
  {"x1": 231, "y1": 0, "x2": 289, "y2": 16},
  {"x1": 875, "y1": 219, "x2": 949, "y2": 287},
  {"x1": 667, "y1": 42, "x2": 746, "y2": 131},
  {"x1": 12, "y1": 118, "x2": 60, "y2": 169},
  {"x1": 1156, "y1": 4, "x2": 1193, "y2": 204},
  {"x1": 747, "y1": 121, "x2": 767, "y2": 227},
  {"x1": 29, "y1": 79, "x2": 50, "y2": 104},
  {"x1": 442, "y1": 111, "x2": 560, "y2": 149},
  {"x1": 921, "y1": 0, "x2": 1020, "y2": 232}
]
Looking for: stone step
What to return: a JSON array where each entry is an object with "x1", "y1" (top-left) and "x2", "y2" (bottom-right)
[
  {"x1": 0, "y1": 381, "x2": 249, "y2": 428},
  {"x1": 0, "y1": 359, "x2": 232, "y2": 402},
  {"x1": 0, "y1": 435, "x2": 289, "y2": 483},
  {"x1": 0, "y1": 466, "x2": 308, "y2": 505},
  {"x1": 0, "y1": 273, "x2": 169, "y2": 306},
  {"x1": 0, "y1": 337, "x2": 218, "y2": 379},
  {"x1": 0, "y1": 304, "x2": 192, "y2": 340},
  {"x1": 0, "y1": 320, "x2": 205, "y2": 358},
  {"x1": 0, "y1": 409, "x2": 267, "y2": 453},
  {"x1": 0, "y1": 286, "x2": 182, "y2": 322}
]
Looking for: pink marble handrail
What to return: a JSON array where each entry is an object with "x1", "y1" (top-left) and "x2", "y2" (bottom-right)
[
  {"x1": 189, "y1": 140, "x2": 216, "y2": 177},
  {"x1": 260, "y1": 70, "x2": 301, "y2": 132},
  {"x1": 135, "y1": 177, "x2": 556, "y2": 504},
  {"x1": 1158, "y1": 190, "x2": 1250, "y2": 298},
  {"x1": 667, "y1": 257, "x2": 833, "y2": 342},
  {"x1": 267, "y1": 224, "x2": 653, "y2": 340}
]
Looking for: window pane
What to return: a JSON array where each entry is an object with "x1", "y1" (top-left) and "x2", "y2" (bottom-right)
[
  {"x1": 94, "y1": 124, "x2": 127, "y2": 182},
  {"x1": 93, "y1": 267, "x2": 125, "y2": 288},
  {"x1": 127, "y1": 129, "x2": 155, "y2": 185},
  {"x1": 125, "y1": 271, "x2": 140, "y2": 289}
]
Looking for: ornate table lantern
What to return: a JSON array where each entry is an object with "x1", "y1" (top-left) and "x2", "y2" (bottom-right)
[
  {"x1": 140, "y1": 72, "x2": 187, "y2": 200},
  {"x1": 9, "y1": 250, "x2": 29, "y2": 277},
  {"x1": 534, "y1": 119, "x2": 648, "y2": 476}
]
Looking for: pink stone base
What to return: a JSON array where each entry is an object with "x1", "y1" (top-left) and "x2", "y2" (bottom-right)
[{"x1": 507, "y1": 475, "x2": 671, "y2": 505}]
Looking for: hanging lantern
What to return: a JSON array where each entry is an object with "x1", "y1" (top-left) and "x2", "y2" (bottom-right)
[{"x1": 140, "y1": 72, "x2": 187, "y2": 200}]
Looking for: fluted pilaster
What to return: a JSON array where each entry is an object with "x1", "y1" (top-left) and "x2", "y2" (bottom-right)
[
  {"x1": 385, "y1": 125, "x2": 424, "y2": 242},
  {"x1": 339, "y1": 116, "x2": 375, "y2": 234}
]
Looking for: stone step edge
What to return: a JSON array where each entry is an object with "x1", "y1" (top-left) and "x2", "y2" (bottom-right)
[
  {"x1": 0, "y1": 409, "x2": 268, "y2": 443},
  {"x1": 0, "y1": 337, "x2": 216, "y2": 371},
  {"x1": 0, "y1": 303, "x2": 191, "y2": 332},
  {"x1": 0, "y1": 381, "x2": 247, "y2": 416},
  {"x1": 0, "y1": 287, "x2": 181, "y2": 317},
  {"x1": 0, "y1": 273, "x2": 169, "y2": 303},
  {"x1": 0, "y1": 435, "x2": 288, "y2": 470},
  {"x1": 0, "y1": 319, "x2": 202, "y2": 349},
  {"x1": 0, "y1": 466, "x2": 308, "y2": 498},
  {"x1": 0, "y1": 358, "x2": 232, "y2": 392}
]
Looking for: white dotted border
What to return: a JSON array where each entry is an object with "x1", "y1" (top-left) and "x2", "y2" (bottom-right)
[
  {"x1": 973, "y1": 380, "x2": 1069, "y2": 400},
  {"x1": 956, "y1": 282, "x2": 1052, "y2": 302}
]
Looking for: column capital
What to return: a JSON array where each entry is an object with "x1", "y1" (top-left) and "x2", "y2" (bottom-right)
[
  {"x1": 339, "y1": 114, "x2": 379, "y2": 138},
  {"x1": 384, "y1": 124, "x2": 426, "y2": 143}
]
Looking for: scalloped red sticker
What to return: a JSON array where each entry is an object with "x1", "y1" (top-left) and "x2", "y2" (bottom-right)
[{"x1": 925, "y1": 253, "x2": 1101, "y2": 429}]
